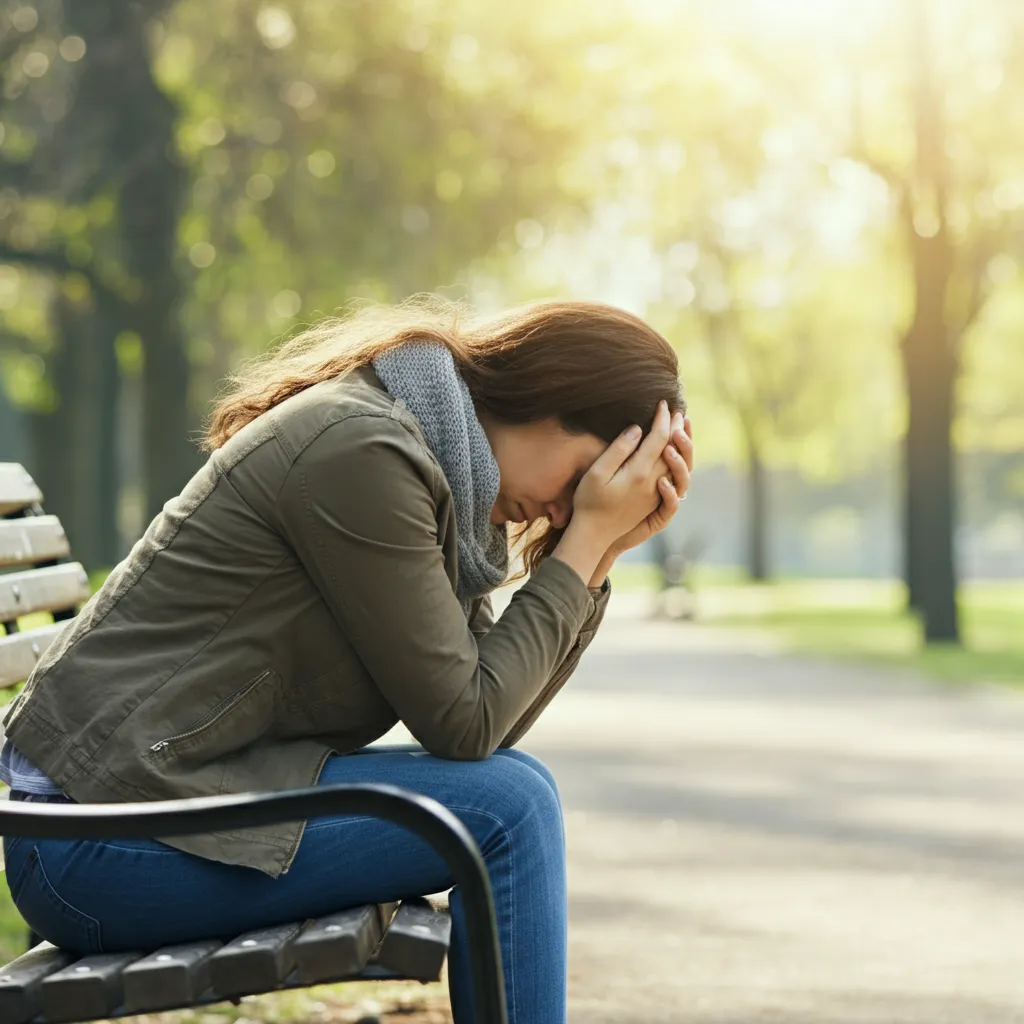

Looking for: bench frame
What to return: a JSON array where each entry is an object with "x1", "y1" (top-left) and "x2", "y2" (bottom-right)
[
  {"x1": 0, "y1": 463, "x2": 508, "y2": 1024},
  {"x1": 0, "y1": 784, "x2": 507, "y2": 1023}
]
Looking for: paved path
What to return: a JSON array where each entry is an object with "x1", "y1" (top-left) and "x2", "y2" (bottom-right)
[{"x1": 510, "y1": 592, "x2": 1024, "y2": 1023}]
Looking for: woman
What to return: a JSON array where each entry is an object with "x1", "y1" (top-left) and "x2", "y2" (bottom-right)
[{"x1": 1, "y1": 298, "x2": 692, "y2": 1023}]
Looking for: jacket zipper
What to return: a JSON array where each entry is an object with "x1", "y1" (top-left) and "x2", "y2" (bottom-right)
[{"x1": 148, "y1": 670, "x2": 273, "y2": 754}]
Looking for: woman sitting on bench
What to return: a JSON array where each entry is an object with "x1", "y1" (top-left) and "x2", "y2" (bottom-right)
[{"x1": 1, "y1": 298, "x2": 692, "y2": 1024}]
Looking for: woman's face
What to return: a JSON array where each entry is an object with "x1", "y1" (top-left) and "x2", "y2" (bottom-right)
[{"x1": 483, "y1": 417, "x2": 607, "y2": 528}]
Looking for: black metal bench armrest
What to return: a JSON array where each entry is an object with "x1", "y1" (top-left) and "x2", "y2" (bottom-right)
[{"x1": 0, "y1": 782, "x2": 507, "y2": 1024}]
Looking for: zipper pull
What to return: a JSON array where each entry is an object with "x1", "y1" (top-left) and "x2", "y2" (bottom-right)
[{"x1": 149, "y1": 740, "x2": 169, "y2": 753}]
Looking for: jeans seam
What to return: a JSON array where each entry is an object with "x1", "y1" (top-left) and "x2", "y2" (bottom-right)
[
  {"x1": 447, "y1": 804, "x2": 516, "y2": 1023},
  {"x1": 303, "y1": 814, "x2": 377, "y2": 834},
  {"x1": 18, "y1": 847, "x2": 103, "y2": 952},
  {"x1": 5, "y1": 839, "x2": 32, "y2": 900}
]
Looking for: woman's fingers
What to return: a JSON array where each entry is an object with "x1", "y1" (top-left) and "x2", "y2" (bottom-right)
[
  {"x1": 588, "y1": 423, "x2": 643, "y2": 484},
  {"x1": 606, "y1": 401, "x2": 670, "y2": 490},
  {"x1": 671, "y1": 430, "x2": 693, "y2": 473},
  {"x1": 632, "y1": 400, "x2": 672, "y2": 472},
  {"x1": 653, "y1": 474, "x2": 680, "y2": 528},
  {"x1": 670, "y1": 412, "x2": 694, "y2": 473},
  {"x1": 663, "y1": 444, "x2": 691, "y2": 498}
]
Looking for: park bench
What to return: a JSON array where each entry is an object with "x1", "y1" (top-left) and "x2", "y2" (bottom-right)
[{"x1": 0, "y1": 462, "x2": 506, "y2": 1024}]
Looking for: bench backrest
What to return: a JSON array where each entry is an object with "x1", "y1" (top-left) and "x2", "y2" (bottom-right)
[{"x1": 0, "y1": 463, "x2": 89, "y2": 693}]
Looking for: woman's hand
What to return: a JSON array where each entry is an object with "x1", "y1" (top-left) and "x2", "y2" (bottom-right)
[
  {"x1": 554, "y1": 401, "x2": 692, "y2": 589},
  {"x1": 570, "y1": 400, "x2": 678, "y2": 551},
  {"x1": 608, "y1": 409, "x2": 692, "y2": 557},
  {"x1": 580, "y1": 408, "x2": 692, "y2": 587}
]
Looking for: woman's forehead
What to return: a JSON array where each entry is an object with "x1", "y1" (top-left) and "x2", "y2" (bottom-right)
[{"x1": 572, "y1": 431, "x2": 608, "y2": 468}]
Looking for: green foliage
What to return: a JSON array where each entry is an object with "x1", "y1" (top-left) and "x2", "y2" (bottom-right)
[
  {"x1": 701, "y1": 579, "x2": 1024, "y2": 686},
  {"x1": 151, "y1": 0, "x2": 598, "y2": 413},
  {"x1": 0, "y1": 885, "x2": 25, "y2": 964},
  {"x1": 0, "y1": 0, "x2": 1018, "y2": 580}
]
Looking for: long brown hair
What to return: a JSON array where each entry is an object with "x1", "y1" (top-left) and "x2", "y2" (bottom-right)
[{"x1": 206, "y1": 296, "x2": 685, "y2": 575}]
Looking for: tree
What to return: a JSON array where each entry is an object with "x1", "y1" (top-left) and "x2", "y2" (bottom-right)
[
  {"x1": 0, "y1": 0, "x2": 598, "y2": 559},
  {"x1": 59, "y1": 1, "x2": 197, "y2": 524},
  {"x1": 850, "y1": 0, "x2": 1024, "y2": 641},
  {"x1": 497, "y1": 10, "x2": 893, "y2": 581},
  {"x1": 0, "y1": 0, "x2": 132, "y2": 565},
  {"x1": 158, "y1": 0, "x2": 593, "y2": 410}
]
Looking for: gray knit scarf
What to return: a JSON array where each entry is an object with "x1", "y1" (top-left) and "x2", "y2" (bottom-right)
[{"x1": 372, "y1": 342, "x2": 509, "y2": 614}]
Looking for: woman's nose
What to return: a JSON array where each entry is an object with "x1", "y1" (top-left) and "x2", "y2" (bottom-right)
[{"x1": 545, "y1": 500, "x2": 571, "y2": 530}]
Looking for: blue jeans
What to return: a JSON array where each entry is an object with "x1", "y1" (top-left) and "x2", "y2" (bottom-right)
[{"x1": 2, "y1": 747, "x2": 567, "y2": 1024}]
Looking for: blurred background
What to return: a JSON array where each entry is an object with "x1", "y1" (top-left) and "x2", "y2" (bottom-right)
[
  {"x1": 0, "y1": 0, "x2": 1020, "y2": 666},
  {"x1": 2, "y1": 3, "x2": 1024, "y2": 1019}
]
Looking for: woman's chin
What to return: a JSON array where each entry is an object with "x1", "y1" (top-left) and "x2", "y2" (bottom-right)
[
  {"x1": 492, "y1": 506, "x2": 520, "y2": 526},
  {"x1": 492, "y1": 499, "x2": 527, "y2": 525}
]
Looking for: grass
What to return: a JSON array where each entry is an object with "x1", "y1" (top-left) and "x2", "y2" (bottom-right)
[
  {"x1": 609, "y1": 561, "x2": 745, "y2": 591},
  {"x1": 657, "y1": 575, "x2": 1024, "y2": 687},
  {"x1": 0, "y1": 886, "x2": 26, "y2": 963},
  {"x1": 133, "y1": 982, "x2": 451, "y2": 1022}
]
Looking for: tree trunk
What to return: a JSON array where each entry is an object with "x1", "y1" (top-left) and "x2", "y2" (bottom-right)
[
  {"x1": 0, "y1": 380, "x2": 27, "y2": 464},
  {"x1": 902, "y1": 327, "x2": 958, "y2": 641},
  {"x1": 901, "y1": 0, "x2": 960, "y2": 643},
  {"x1": 745, "y1": 431, "x2": 770, "y2": 582},
  {"x1": 66, "y1": 1, "x2": 198, "y2": 526},
  {"x1": 118, "y1": 81, "x2": 196, "y2": 521},
  {"x1": 29, "y1": 289, "x2": 120, "y2": 571}
]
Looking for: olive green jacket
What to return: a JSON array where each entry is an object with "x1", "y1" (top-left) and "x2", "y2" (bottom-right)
[{"x1": 3, "y1": 366, "x2": 609, "y2": 876}]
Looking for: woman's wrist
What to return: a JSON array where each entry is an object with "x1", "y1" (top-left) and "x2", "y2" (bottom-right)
[
  {"x1": 551, "y1": 518, "x2": 613, "y2": 587},
  {"x1": 588, "y1": 547, "x2": 620, "y2": 589}
]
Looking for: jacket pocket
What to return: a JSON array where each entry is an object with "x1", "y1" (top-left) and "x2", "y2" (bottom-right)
[{"x1": 146, "y1": 669, "x2": 280, "y2": 766}]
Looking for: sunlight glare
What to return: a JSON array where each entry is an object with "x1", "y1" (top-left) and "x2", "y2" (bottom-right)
[{"x1": 631, "y1": 0, "x2": 893, "y2": 42}]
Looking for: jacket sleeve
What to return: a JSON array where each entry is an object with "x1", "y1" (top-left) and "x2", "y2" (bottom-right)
[
  {"x1": 468, "y1": 578, "x2": 611, "y2": 748},
  {"x1": 274, "y1": 413, "x2": 596, "y2": 761}
]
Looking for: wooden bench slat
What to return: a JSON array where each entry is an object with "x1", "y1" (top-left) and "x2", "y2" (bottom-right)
[
  {"x1": 293, "y1": 903, "x2": 395, "y2": 985},
  {"x1": 0, "y1": 466, "x2": 42, "y2": 518},
  {"x1": 208, "y1": 922, "x2": 302, "y2": 999},
  {"x1": 0, "y1": 624, "x2": 65, "y2": 689},
  {"x1": 39, "y1": 951, "x2": 143, "y2": 1023},
  {"x1": 0, "y1": 518, "x2": 70, "y2": 568},
  {"x1": 121, "y1": 940, "x2": 221, "y2": 1014},
  {"x1": 0, "y1": 564, "x2": 89, "y2": 622},
  {"x1": 0, "y1": 904, "x2": 451, "y2": 1023},
  {"x1": 0, "y1": 942, "x2": 77, "y2": 1024},
  {"x1": 372, "y1": 899, "x2": 451, "y2": 982}
]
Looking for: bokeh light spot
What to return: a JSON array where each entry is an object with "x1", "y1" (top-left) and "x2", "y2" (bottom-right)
[
  {"x1": 22, "y1": 52, "x2": 49, "y2": 79},
  {"x1": 189, "y1": 242, "x2": 216, "y2": 268},
  {"x1": 59, "y1": 36, "x2": 86, "y2": 62},
  {"x1": 196, "y1": 118, "x2": 226, "y2": 147},
  {"x1": 307, "y1": 150, "x2": 336, "y2": 178},
  {"x1": 11, "y1": 6, "x2": 38, "y2": 32},
  {"x1": 270, "y1": 289, "x2": 301, "y2": 319},
  {"x1": 514, "y1": 219, "x2": 544, "y2": 250},
  {"x1": 256, "y1": 6, "x2": 295, "y2": 50},
  {"x1": 245, "y1": 173, "x2": 274, "y2": 201},
  {"x1": 401, "y1": 205, "x2": 430, "y2": 234},
  {"x1": 435, "y1": 170, "x2": 463, "y2": 203}
]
